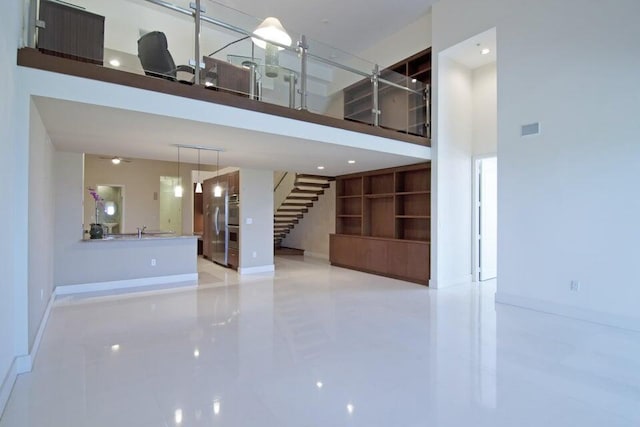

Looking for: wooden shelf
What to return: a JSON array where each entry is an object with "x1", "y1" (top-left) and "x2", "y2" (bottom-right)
[
  {"x1": 333, "y1": 163, "x2": 431, "y2": 284},
  {"x1": 343, "y1": 48, "x2": 431, "y2": 139},
  {"x1": 364, "y1": 193, "x2": 394, "y2": 198},
  {"x1": 396, "y1": 191, "x2": 430, "y2": 196}
]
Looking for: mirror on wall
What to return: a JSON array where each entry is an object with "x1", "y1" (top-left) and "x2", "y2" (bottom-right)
[{"x1": 96, "y1": 185, "x2": 123, "y2": 233}]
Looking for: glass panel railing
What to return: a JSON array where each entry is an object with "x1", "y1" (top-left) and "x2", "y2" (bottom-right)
[
  {"x1": 378, "y1": 70, "x2": 428, "y2": 136},
  {"x1": 28, "y1": 0, "x2": 430, "y2": 141}
]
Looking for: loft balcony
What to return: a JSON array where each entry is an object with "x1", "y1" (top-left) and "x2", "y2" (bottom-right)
[{"x1": 17, "y1": 0, "x2": 431, "y2": 149}]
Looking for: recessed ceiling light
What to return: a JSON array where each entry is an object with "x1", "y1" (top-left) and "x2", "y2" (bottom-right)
[
  {"x1": 111, "y1": 157, "x2": 121, "y2": 165},
  {"x1": 109, "y1": 59, "x2": 121, "y2": 67},
  {"x1": 317, "y1": 166, "x2": 325, "y2": 170},
  {"x1": 481, "y1": 48, "x2": 490, "y2": 55},
  {"x1": 348, "y1": 160, "x2": 356, "y2": 164}
]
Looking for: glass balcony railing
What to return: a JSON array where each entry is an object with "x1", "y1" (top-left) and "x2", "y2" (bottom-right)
[{"x1": 25, "y1": 0, "x2": 431, "y2": 140}]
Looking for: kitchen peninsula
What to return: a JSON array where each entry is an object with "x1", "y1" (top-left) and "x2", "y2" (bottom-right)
[{"x1": 57, "y1": 233, "x2": 198, "y2": 295}]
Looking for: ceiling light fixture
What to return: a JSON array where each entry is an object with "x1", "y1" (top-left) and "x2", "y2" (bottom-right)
[
  {"x1": 174, "y1": 146, "x2": 183, "y2": 198},
  {"x1": 251, "y1": 17, "x2": 291, "y2": 50},
  {"x1": 195, "y1": 149, "x2": 203, "y2": 194},
  {"x1": 348, "y1": 160, "x2": 356, "y2": 164},
  {"x1": 111, "y1": 157, "x2": 121, "y2": 165},
  {"x1": 317, "y1": 166, "x2": 325, "y2": 170},
  {"x1": 214, "y1": 150, "x2": 223, "y2": 198},
  {"x1": 481, "y1": 48, "x2": 491, "y2": 55}
]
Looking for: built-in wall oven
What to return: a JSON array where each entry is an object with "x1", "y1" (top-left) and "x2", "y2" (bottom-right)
[
  {"x1": 228, "y1": 194, "x2": 239, "y2": 227},
  {"x1": 228, "y1": 225, "x2": 239, "y2": 250}
]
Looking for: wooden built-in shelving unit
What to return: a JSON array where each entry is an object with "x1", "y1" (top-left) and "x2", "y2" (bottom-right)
[
  {"x1": 330, "y1": 163, "x2": 431, "y2": 284},
  {"x1": 343, "y1": 49, "x2": 432, "y2": 137}
]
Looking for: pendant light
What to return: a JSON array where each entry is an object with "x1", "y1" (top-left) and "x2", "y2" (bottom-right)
[
  {"x1": 252, "y1": 17, "x2": 291, "y2": 78},
  {"x1": 195, "y1": 149, "x2": 203, "y2": 194},
  {"x1": 214, "y1": 150, "x2": 222, "y2": 198},
  {"x1": 174, "y1": 146, "x2": 183, "y2": 198}
]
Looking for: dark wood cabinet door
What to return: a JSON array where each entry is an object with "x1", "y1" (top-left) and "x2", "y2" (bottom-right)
[{"x1": 38, "y1": 0, "x2": 104, "y2": 65}]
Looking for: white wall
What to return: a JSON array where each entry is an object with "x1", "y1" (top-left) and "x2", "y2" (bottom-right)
[
  {"x1": 27, "y1": 101, "x2": 56, "y2": 349},
  {"x1": 472, "y1": 63, "x2": 497, "y2": 156},
  {"x1": 55, "y1": 152, "x2": 197, "y2": 286},
  {"x1": 329, "y1": 12, "x2": 432, "y2": 97},
  {"x1": 0, "y1": 0, "x2": 22, "y2": 413},
  {"x1": 433, "y1": 0, "x2": 640, "y2": 328},
  {"x1": 84, "y1": 155, "x2": 205, "y2": 234},
  {"x1": 431, "y1": 56, "x2": 473, "y2": 288},
  {"x1": 239, "y1": 169, "x2": 274, "y2": 272},
  {"x1": 359, "y1": 12, "x2": 432, "y2": 69},
  {"x1": 282, "y1": 182, "x2": 335, "y2": 259}
]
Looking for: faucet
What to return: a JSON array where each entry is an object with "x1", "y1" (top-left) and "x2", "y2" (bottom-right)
[{"x1": 136, "y1": 226, "x2": 147, "y2": 238}]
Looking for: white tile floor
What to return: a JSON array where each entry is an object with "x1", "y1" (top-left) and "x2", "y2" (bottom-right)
[{"x1": 2, "y1": 256, "x2": 640, "y2": 426}]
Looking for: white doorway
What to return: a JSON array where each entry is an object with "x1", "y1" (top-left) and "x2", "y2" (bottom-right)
[
  {"x1": 159, "y1": 176, "x2": 183, "y2": 233},
  {"x1": 474, "y1": 156, "x2": 497, "y2": 281}
]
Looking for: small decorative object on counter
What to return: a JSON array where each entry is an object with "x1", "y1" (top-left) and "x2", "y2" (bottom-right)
[
  {"x1": 88, "y1": 187, "x2": 104, "y2": 239},
  {"x1": 89, "y1": 223, "x2": 104, "y2": 239}
]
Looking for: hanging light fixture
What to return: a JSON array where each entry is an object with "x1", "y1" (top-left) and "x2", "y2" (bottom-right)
[
  {"x1": 214, "y1": 150, "x2": 223, "y2": 198},
  {"x1": 195, "y1": 149, "x2": 203, "y2": 194},
  {"x1": 252, "y1": 17, "x2": 291, "y2": 78},
  {"x1": 174, "y1": 146, "x2": 183, "y2": 198}
]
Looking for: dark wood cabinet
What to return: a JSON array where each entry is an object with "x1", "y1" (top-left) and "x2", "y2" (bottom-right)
[
  {"x1": 202, "y1": 57, "x2": 250, "y2": 96},
  {"x1": 37, "y1": 0, "x2": 105, "y2": 65},
  {"x1": 343, "y1": 49, "x2": 431, "y2": 137},
  {"x1": 227, "y1": 171, "x2": 239, "y2": 195},
  {"x1": 330, "y1": 235, "x2": 429, "y2": 285},
  {"x1": 227, "y1": 249, "x2": 238, "y2": 270},
  {"x1": 331, "y1": 163, "x2": 431, "y2": 285}
]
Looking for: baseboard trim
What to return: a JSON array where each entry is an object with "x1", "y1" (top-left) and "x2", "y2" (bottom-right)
[
  {"x1": 28, "y1": 290, "x2": 56, "y2": 371},
  {"x1": 0, "y1": 358, "x2": 18, "y2": 418},
  {"x1": 429, "y1": 274, "x2": 473, "y2": 289},
  {"x1": 238, "y1": 264, "x2": 275, "y2": 275},
  {"x1": 303, "y1": 251, "x2": 329, "y2": 260},
  {"x1": 495, "y1": 292, "x2": 640, "y2": 332},
  {"x1": 55, "y1": 273, "x2": 199, "y2": 296}
]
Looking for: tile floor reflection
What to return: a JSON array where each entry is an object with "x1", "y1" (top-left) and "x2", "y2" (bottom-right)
[{"x1": 1, "y1": 256, "x2": 639, "y2": 426}]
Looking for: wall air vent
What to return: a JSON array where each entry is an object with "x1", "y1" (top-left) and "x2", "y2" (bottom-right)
[{"x1": 521, "y1": 122, "x2": 540, "y2": 136}]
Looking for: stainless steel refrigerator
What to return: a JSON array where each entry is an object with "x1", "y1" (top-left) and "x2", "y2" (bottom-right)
[{"x1": 209, "y1": 185, "x2": 229, "y2": 266}]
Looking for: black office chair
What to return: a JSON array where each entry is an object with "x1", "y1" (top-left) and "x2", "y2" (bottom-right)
[{"x1": 137, "y1": 31, "x2": 195, "y2": 84}]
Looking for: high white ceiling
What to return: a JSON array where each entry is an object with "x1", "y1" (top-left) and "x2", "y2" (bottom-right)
[
  {"x1": 34, "y1": 97, "x2": 427, "y2": 176},
  {"x1": 213, "y1": 0, "x2": 436, "y2": 54}
]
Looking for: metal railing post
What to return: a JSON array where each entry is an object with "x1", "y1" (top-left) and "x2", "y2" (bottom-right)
[
  {"x1": 425, "y1": 83, "x2": 431, "y2": 139},
  {"x1": 298, "y1": 35, "x2": 308, "y2": 111},
  {"x1": 190, "y1": 0, "x2": 202, "y2": 85},
  {"x1": 285, "y1": 71, "x2": 297, "y2": 109},
  {"x1": 372, "y1": 64, "x2": 380, "y2": 126},
  {"x1": 27, "y1": 0, "x2": 38, "y2": 48}
]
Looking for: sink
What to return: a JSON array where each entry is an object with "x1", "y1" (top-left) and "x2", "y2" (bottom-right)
[{"x1": 103, "y1": 222, "x2": 118, "y2": 233}]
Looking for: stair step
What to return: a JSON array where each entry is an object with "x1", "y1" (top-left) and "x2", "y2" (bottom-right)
[
  {"x1": 290, "y1": 189, "x2": 324, "y2": 195},
  {"x1": 295, "y1": 183, "x2": 330, "y2": 189},
  {"x1": 296, "y1": 174, "x2": 335, "y2": 181},
  {"x1": 278, "y1": 208, "x2": 309, "y2": 213},
  {"x1": 275, "y1": 214, "x2": 303, "y2": 219},
  {"x1": 282, "y1": 202, "x2": 313, "y2": 207},
  {"x1": 286, "y1": 196, "x2": 319, "y2": 201},
  {"x1": 275, "y1": 219, "x2": 298, "y2": 224}
]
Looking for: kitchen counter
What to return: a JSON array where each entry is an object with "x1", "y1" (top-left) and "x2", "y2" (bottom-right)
[{"x1": 82, "y1": 234, "x2": 198, "y2": 242}]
